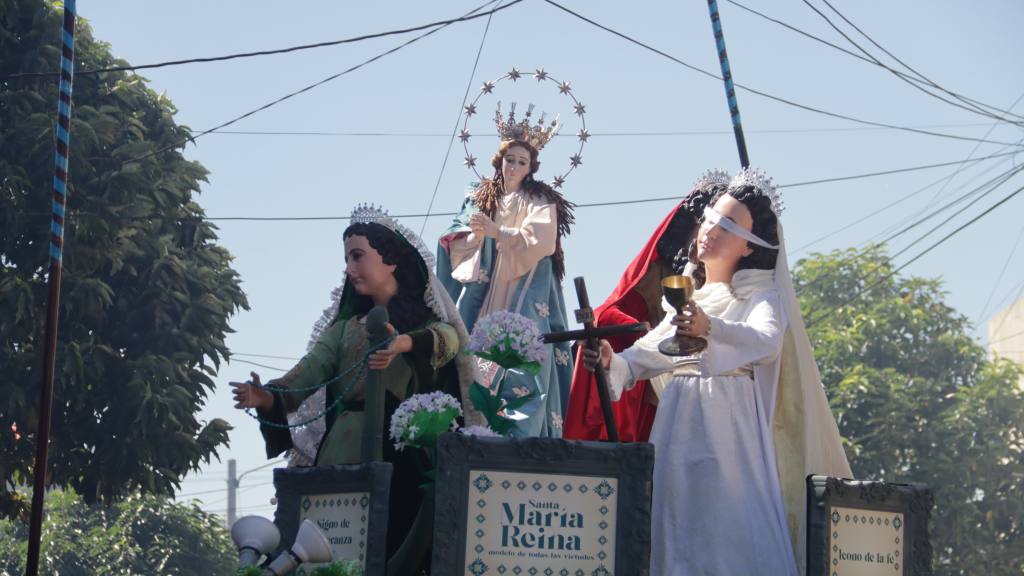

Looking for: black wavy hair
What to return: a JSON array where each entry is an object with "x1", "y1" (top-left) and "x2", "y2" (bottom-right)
[
  {"x1": 688, "y1": 184, "x2": 780, "y2": 289},
  {"x1": 342, "y1": 222, "x2": 432, "y2": 332},
  {"x1": 662, "y1": 183, "x2": 725, "y2": 274}
]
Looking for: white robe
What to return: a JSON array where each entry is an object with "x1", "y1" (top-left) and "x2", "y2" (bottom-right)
[
  {"x1": 447, "y1": 189, "x2": 558, "y2": 316},
  {"x1": 607, "y1": 269, "x2": 798, "y2": 576}
]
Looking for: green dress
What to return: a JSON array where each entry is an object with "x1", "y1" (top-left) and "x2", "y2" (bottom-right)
[{"x1": 258, "y1": 313, "x2": 461, "y2": 564}]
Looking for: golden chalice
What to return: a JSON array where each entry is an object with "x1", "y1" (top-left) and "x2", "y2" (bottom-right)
[{"x1": 657, "y1": 275, "x2": 708, "y2": 356}]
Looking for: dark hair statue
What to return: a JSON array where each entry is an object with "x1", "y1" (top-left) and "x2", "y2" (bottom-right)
[
  {"x1": 664, "y1": 183, "x2": 724, "y2": 275},
  {"x1": 688, "y1": 184, "x2": 780, "y2": 289},
  {"x1": 342, "y1": 222, "x2": 431, "y2": 332}
]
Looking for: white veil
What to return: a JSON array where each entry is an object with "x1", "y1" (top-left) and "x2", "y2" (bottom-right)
[{"x1": 773, "y1": 222, "x2": 853, "y2": 574}]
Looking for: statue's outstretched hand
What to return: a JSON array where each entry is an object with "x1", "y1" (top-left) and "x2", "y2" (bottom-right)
[
  {"x1": 368, "y1": 324, "x2": 412, "y2": 371},
  {"x1": 231, "y1": 372, "x2": 274, "y2": 411}
]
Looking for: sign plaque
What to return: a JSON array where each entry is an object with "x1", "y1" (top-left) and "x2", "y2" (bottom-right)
[
  {"x1": 274, "y1": 462, "x2": 392, "y2": 575},
  {"x1": 807, "y1": 475, "x2": 932, "y2": 576},
  {"x1": 433, "y1": 434, "x2": 653, "y2": 576}
]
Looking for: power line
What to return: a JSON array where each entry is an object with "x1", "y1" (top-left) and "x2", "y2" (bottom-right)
[
  {"x1": 1, "y1": 4, "x2": 521, "y2": 81},
  {"x1": 179, "y1": 472, "x2": 273, "y2": 484},
  {"x1": 232, "y1": 358, "x2": 289, "y2": 372},
  {"x1": 975, "y1": 223, "x2": 1024, "y2": 324},
  {"x1": 795, "y1": 161, "x2": 1024, "y2": 301},
  {"x1": 814, "y1": 0, "x2": 1023, "y2": 123},
  {"x1": 725, "y1": 0, "x2": 1024, "y2": 125},
  {"x1": 863, "y1": 153, "x2": 1022, "y2": 246},
  {"x1": 805, "y1": 180, "x2": 1024, "y2": 328},
  {"x1": 117, "y1": 0, "x2": 523, "y2": 168},
  {"x1": 234, "y1": 352, "x2": 303, "y2": 361},
  {"x1": 13, "y1": 147, "x2": 1012, "y2": 224},
  {"x1": 918, "y1": 92, "x2": 1024, "y2": 213},
  {"x1": 202, "y1": 122, "x2": 1002, "y2": 138},
  {"x1": 990, "y1": 328, "x2": 1024, "y2": 346},
  {"x1": 985, "y1": 278, "x2": 1024, "y2": 335},
  {"x1": 420, "y1": 0, "x2": 501, "y2": 236},
  {"x1": 205, "y1": 503, "x2": 277, "y2": 514},
  {"x1": 797, "y1": 0, "x2": 1024, "y2": 126},
  {"x1": 778, "y1": 149, "x2": 1023, "y2": 189},
  {"x1": 540, "y1": 0, "x2": 1023, "y2": 147},
  {"x1": 176, "y1": 486, "x2": 230, "y2": 499},
  {"x1": 791, "y1": 151, "x2": 1019, "y2": 255},
  {"x1": 202, "y1": 482, "x2": 274, "y2": 506},
  {"x1": 883, "y1": 164, "x2": 1024, "y2": 248}
]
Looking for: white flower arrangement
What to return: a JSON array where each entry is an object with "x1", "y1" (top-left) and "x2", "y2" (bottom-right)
[{"x1": 389, "y1": 391, "x2": 462, "y2": 451}]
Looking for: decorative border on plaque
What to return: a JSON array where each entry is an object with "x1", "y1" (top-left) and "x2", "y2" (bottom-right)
[
  {"x1": 806, "y1": 475, "x2": 933, "y2": 576},
  {"x1": 275, "y1": 462, "x2": 392, "y2": 576},
  {"x1": 432, "y1": 433, "x2": 654, "y2": 576}
]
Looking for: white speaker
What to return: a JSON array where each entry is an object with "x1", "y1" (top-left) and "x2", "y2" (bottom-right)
[
  {"x1": 231, "y1": 515, "x2": 281, "y2": 567},
  {"x1": 266, "y1": 519, "x2": 334, "y2": 574}
]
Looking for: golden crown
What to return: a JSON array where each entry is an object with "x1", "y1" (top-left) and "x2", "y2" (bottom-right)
[{"x1": 494, "y1": 101, "x2": 560, "y2": 151}]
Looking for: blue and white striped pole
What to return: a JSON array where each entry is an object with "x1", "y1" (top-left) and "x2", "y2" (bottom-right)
[
  {"x1": 706, "y1": 0, "x2": 750, "y2": 168},
  {"x1": 26, "y1": 2, "x2": 76, "y2": 574}
]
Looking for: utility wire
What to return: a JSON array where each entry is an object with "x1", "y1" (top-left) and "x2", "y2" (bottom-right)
[
  {"x1": 176, "y1": 486, "x2": 237, "y2": 499},
  {"x1": 886, "y1": 165, "x2": 1023, "y2": 263},
  {"x1": 233, "y1": 352, "x2": 303, "y2": 361},
  {"x1": 816, "y1": 0, "x2": 1023, "y2": 123},
  {"x1": 987, "y1": 278, "x2": 1024, "y2": 335},
  {"x1": 863, "y1": 154, "x2": 1021, "y2": 246},
  {"x1": 117, "y1": 0, "x2": 523, "y2": 167},
  {"x1": 232, "y1": 358, "x2": 289, "y2": 372},
  {"x1": 865, "y1": 136, "x2": 1024, "y2": 246},
  {"x1": 882, "y1": 163, "x2": 1024, "y2": 246},
  {"x1": 805, "y1": 180, "x2": 1024, "y2": 328},
  {"x1": 541, "y1": 0, "x2": 1023, "y2": 147},
  {"x1": 795, "y1": 161, "x2": 1024, "y2": 302},
  {"x1": 724, "y1": 0, "x2": 1024, "y2": 125},
  {"x1": 790, "y1": 156, "x2": 1012, "y2": 255},
  {"x1": 778, "y1": 149, "x2": 1022, "y2": 189},
  {"x1": 918, "y1": 92, "x2": 1024, "y2": 212},
  {"x1": 975, "y1": 223, "x2": 1024, "y2": 324},
  {"x1": 20, "y1": 148, "x2": 1021, "y2": 223},
  {"x1": 204, "y1": 122, "x2": 1001, "y2": 138},
  {"x1": 989, "y1": 328, "x2": 1024, "y2": 346},
  {"x1": 798, "y1": 0, "x2": 1024, "y2": 125},
  {"x1": 420, "y1": 0, "x2": 501, "y2": 236},
  {"x1": 1, "y1": 5, "x2": 520, "y2": 81}
]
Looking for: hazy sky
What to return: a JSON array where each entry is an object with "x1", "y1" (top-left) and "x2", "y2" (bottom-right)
[{"x1": 72, "y1": 0, "x2": 1024, "y2": 519}]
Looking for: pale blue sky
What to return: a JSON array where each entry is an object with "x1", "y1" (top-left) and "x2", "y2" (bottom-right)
[{"x1": 76, "y1": 0, "x2": 1023, "y2": 518}]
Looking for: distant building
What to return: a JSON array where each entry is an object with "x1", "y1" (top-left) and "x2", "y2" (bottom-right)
[{"x1": 988, "y1": 297, "x2": 1024, "y2": 387}]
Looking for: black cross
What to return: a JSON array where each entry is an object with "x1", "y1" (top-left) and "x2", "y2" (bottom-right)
[{"x1": 543, "y1": 277, "x2": 647, "y2": 443}]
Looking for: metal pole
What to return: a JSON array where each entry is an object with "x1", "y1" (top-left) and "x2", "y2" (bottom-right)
[
  {"x1": 25, "y1": 2, "x2": 77, "y2": 574},
  {"x1": 227, "y1": 459, "x2": 238, "y2": 527},
  {"x1": 706, "y1": 0, "x2": 750, "y2": 168}
]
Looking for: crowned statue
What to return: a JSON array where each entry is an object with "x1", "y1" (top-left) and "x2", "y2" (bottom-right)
[
  {"x1": 582, "y1": 168, "x2": 851, "y2": 575},
  {"x1": 232, "y1": 204, "x2": 480, "y2": 572},
  {"x1": 436, "y1": 101, "x2": 576, "y2": 438}
]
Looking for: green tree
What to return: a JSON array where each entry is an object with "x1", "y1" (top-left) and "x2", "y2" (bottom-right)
[
  {"x1": 1, "y1": 0, "x2": 247, "y2": 513},
  {"x1": 0, "y1": 489, "x2": 237, "y2": 575},
  {"x1": 795, "y1": 246, "x2": 1024, "y2": 575}
]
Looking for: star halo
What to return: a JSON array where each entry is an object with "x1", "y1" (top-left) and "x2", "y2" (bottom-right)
[{"x1": 461, "y1": 67, "x2": 588, "y2": 189}]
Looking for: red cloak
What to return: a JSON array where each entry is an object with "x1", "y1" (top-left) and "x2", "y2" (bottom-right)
[{"x1": 563, "y1": 200, "x2": 692, "y2": 442}]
